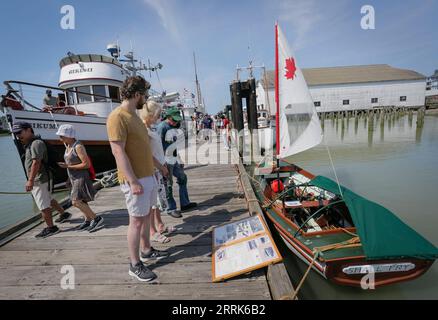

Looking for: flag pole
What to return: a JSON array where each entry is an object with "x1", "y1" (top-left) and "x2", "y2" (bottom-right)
[
  {"x1": 275, "y1": 22, "x2": 285, "y2": 214},
  {"x1": 275, "y1": 22, "x2": 280, "y2": 158}
]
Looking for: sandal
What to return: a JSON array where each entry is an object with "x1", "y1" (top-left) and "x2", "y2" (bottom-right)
[
  {"x1": 152, "y1": 233, "x2": 170, "y2": 243},
  {"x1": 159, "y1": 225, "x2": 176, "y2": 235}
]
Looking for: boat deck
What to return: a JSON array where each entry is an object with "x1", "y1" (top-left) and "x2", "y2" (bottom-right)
[{"x1": 0, "y1": 138, "x2": 275, "y2": 299}]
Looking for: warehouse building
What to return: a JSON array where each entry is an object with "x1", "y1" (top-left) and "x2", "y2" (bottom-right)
[{"x1": 257, "y1": 64, "x2": 426, "y2": 115}]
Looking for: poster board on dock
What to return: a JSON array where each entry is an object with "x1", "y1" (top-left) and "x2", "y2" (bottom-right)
[{"x1": 212, "y1": 214, "x2": 283, "y2": 282}]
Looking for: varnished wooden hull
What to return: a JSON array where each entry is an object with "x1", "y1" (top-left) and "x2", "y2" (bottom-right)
[{"x1": 253, "y1": 161, "x2": 435, "y2": 287}]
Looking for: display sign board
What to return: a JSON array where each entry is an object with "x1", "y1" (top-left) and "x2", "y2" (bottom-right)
[{"x1": 212, "y1": 214, "x2": 282, "y2": 282}]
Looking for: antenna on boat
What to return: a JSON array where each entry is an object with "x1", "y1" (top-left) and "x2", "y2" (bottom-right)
[{"x1": 236, "y1": 58, "x2": 264, "y2": 81}]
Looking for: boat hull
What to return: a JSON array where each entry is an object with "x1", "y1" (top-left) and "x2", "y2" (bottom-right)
[{"x1": 276, "y1": 221, "x2": 434, "y2": 287}]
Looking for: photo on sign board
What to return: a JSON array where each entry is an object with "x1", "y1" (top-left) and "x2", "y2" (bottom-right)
[
  {"x1": 248, "y1": 240, "x2": 257, "y2": 250},
  {"x1": 264, "y1": 247, "x2": 275, "y2": 258},
  {"x1": 216, "y1": 249, "x2": 226, "y2": 261},
  {"x1": 249, "y1": 217, "x2": 264, "y2": 233}
]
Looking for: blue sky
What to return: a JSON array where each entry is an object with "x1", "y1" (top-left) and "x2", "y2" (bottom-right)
[{"x1": 0, "y1": 0, "x2": 437, "y2": 114}]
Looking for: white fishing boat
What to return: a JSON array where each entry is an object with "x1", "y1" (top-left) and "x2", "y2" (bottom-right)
[{"x1": 0, "y1": 44, "x2": 169, "y2": 190}]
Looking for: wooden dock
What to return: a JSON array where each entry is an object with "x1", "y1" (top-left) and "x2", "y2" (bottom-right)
[{"x1": 0, "y1": 138, "x2": 294, "y2": 300}]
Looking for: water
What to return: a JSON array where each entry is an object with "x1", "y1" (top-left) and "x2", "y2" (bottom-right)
[
  {"x1": 279, "y1": 112, "x2": 438, "y2": 299},
  {"x1": 0, "y1": 134, "x2": 67, "y2": 232}
]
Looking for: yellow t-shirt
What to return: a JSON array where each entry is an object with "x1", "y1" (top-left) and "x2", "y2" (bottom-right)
[{"x1": 106, "y1": 106, "x2": 154, "y2": 183}]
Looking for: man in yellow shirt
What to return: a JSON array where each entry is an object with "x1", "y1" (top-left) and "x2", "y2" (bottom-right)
[{"x1": 107, "y1": 76, "x2": 168, "y2": 282}]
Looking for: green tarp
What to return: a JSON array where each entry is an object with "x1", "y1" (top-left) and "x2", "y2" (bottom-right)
[{"x1": 311, "y1": 175, "x2": 438, "y2": 260}]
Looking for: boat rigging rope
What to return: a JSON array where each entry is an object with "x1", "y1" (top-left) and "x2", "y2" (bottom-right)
[
  {"x1": 324, "y1": 140, "x2": 344, "y2": 198},
  {"x1": 155, "y1": 69, "x2": 165, "y2": 94},
  {"x1": 48, "y1": 110, "x2": 60, "y2": 128}
]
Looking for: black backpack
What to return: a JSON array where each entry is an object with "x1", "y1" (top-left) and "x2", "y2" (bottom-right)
[{"x1": 33, "y1": 137, "x2": 59, "y2": 175}]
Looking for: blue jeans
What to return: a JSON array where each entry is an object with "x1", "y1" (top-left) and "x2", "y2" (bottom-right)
[{"x1": 164, "y1": 163, "x2": 190, "y2": 210}]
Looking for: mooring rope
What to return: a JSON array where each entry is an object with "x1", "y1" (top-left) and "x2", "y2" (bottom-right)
[
  {"x1": 280, "y1": 251, "x2": 320, "y2": 300},
  {"x1": 99, "y1": 172, "x2": 118, "y2": 188},
  {"x1": 0, "y1": 191, "x2": 29, "y2": 195},
  {"x1": 0, "y1": 187, "x2": 71, "y2": 195},
  {"x1": 282, "y1": 236, "x2": 362, "y2": 300}
]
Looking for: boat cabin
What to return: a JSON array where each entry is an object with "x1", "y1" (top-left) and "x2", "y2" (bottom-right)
[{"x1": 58, "y1": 54, "x2": 129, "y2": 117}]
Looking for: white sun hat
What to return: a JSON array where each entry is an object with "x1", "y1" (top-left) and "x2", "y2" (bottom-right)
[{"x1": 55, "y1": 124, "x2": 76, "y2": 138}]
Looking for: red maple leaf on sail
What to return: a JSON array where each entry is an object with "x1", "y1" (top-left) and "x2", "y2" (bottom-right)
[{"x1": 284, "y1": 57, "x2": 296, "y2": 80}]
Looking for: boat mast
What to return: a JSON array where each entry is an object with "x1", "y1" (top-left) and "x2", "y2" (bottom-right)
[
  {"x1": 193, "y1": 52, "x2": 204, "y2": 113},
  {"x1": 275, "y1": 23, "x2": 280, "y2": 157},
  {"x1": 275, "y1": 22, "x2": 285, "y2": 212}
]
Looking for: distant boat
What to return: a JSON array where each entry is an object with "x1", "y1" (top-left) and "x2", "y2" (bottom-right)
[
  {"x1": 257, "y1": 109, "x2": 270, "y2": 128},
  {"x1": 250, "y1": 23, "x2": 438, "y2": 287}
]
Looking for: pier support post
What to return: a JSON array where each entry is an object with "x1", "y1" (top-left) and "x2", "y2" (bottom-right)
[{"x1": 230, "y1": 81, "x2": 244, "y2": 156}]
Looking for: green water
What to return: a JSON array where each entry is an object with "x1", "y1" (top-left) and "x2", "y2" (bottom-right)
[{"x1": 280, "y1": 112, "x2": 438, "y2": 299}]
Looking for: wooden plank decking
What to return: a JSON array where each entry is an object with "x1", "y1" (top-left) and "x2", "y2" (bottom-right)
[{"x1": 0, "y1": 139, "x2": 273, "y2": 300}]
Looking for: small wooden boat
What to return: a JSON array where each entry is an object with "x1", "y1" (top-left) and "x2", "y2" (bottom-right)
[
  {"x1": 249, "y1": 23, "x2": 438, "y2": 287},
  {"x1": 251, "y1": 161, "x2": 437, "y2": 287}
]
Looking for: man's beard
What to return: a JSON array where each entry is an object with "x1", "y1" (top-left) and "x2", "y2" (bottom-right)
[
  {"x1": 136, "y1": 96, "x2": 145, "y2": 110},
  {"x1": 136, "y1": 101, "x2": 144, "y2": 110}
]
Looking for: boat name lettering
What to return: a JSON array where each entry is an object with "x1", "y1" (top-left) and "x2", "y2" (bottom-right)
[
  {"x1": 342, "y1": 263, "x2": 415, "y2": 274},
  {"x1": 32, "y1": 123, "x2": 57, "y2": 130},
  {"x1": 68, "y1": 68, "x2": 93, "y2": 75}
]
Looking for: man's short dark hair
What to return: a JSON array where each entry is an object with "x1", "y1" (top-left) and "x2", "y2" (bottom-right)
[{"x1": 120, "y1": 76, "x2": 151, "y2": 100}]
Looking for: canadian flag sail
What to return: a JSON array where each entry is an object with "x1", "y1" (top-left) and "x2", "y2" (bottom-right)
[{"x1": 275, "y1": 23, "x2": 323, "y2": 158}]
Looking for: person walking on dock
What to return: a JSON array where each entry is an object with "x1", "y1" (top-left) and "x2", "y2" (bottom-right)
[
  {"x1": 56, "y1": 124, "x2": 103, "y2": 233},
  {"x1": 157, "y1": 107, "x2": 197, "y2": 218},
  {"x1": 220, "y1": 114, "x2": 230, "y2": 151},
  {"x1": 201, "y1": 113, "x2": 213, "y2": 141},
  {"x1": 140, "y1": 100, "x2": 175, "y2": 243},
  {"x1": 12, "y1": 121, "x2": 71, "y2": 238},
  {"x1": 107, "y1": 76, "x2": 169, "y2": 283}
]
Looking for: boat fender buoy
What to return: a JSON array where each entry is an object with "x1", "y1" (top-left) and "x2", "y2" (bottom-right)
[{"x1": 270, "y1": 179, "x2": 284, "y2": 193}]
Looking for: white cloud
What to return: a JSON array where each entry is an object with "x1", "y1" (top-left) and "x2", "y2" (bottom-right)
[
  {"x1": 143, "y1": 0, "x2": 185, "y2": 48},
  {"x1": 277, "y1": 0, "x2": 350, "y2": 50},
  {"x1": 278, "y1": 0, "x2": 322, "y2": 49}
]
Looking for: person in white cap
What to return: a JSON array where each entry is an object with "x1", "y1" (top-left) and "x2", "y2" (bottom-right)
[{"x1": 56, "y1": 124, "x2": 104, "y2": 232}]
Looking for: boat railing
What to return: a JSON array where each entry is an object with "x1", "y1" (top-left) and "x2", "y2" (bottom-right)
[{"x1": 2, "y1": 80, "x2": 115, "y2": 115}]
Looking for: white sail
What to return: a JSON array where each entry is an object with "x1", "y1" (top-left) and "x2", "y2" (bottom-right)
[{"x1": 277, "y1": 25, "x2": 323, "y2": 159}]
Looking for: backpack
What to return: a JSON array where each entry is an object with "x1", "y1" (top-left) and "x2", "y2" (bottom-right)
[
  {"x1": 72, "y1": 141, "x2": 96, "y2": 180},
  {"x1": 33, "y1": 137, "x2": 59, "y2": 175},
  {"x1": 87, "y1": 156, "x2": 96, "y2": 180}
]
